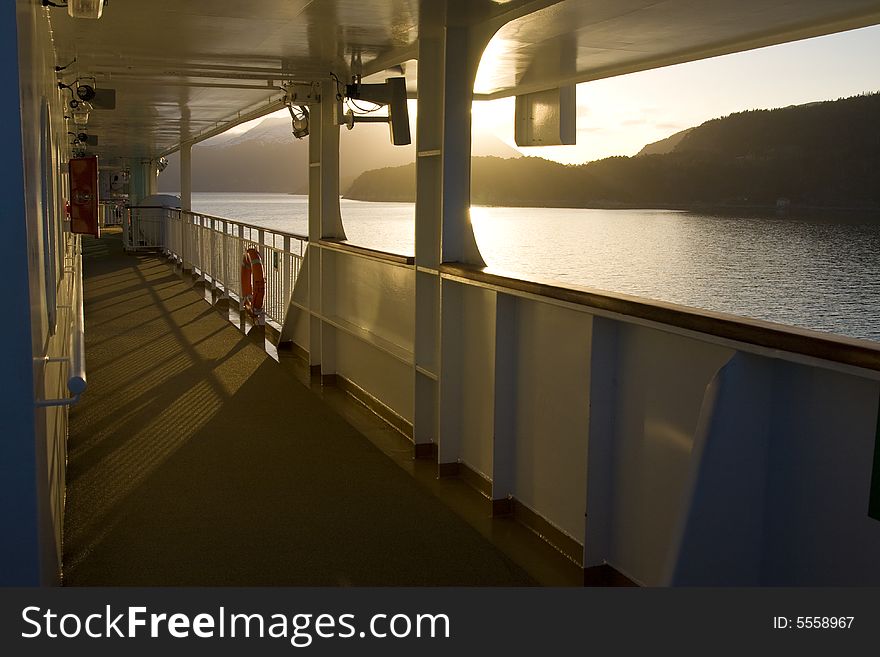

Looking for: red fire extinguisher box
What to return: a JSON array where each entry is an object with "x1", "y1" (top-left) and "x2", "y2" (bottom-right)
[{"x1": 69, "y1": 155, "x2": 100, "y2": 237}]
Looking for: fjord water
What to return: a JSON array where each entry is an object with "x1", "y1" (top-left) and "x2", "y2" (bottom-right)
[{"x1": 193, "y1": 192, "x2": 880, "y2": 342}]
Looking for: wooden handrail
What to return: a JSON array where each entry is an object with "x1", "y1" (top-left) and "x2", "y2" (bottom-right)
[
  {"x1": 319, "y1": 238, "x2": 415, "y2": 266},
  {"x1": 441, "y1": 262, "x2": 880, "y2": 372}
]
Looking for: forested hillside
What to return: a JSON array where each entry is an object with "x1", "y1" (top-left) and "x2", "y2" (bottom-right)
[{"x1": 346, "y1": 93, "x2": 880, "y2": 209}]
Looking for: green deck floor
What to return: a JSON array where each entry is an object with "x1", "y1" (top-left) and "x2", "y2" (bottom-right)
[{"x1": 64, "y1": 233, "x2": 534, "y2": 585}]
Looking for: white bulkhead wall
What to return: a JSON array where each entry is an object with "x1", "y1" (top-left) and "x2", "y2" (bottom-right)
[{"x1": 2, "y1": 1, "x2": 72, "y2": 585}]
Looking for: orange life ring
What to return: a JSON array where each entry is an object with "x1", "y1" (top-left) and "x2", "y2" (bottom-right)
[{"x1": 240, "y1": 247, "x2": 265, "y2": 316}]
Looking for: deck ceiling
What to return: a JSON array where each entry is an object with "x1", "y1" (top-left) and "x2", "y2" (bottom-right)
[{"x1": 48, "y1": 0, "x2": 880, "y2": 163}]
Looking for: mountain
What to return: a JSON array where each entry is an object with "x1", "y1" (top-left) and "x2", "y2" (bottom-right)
[
  {"x1": 636, "y1": 128, "x2": 692, "y2": 156},
  {"x1": 158, "y1": 115, "x2": 521, "y2": 194},
  {"x1": 347, "y1": 93, "x2": 880, "y2": 209}
]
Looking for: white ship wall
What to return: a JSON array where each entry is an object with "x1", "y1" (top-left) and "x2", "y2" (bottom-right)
[
  {"x1": 321, "y1": 248, "x2": 415, "y2": 424},
  {"x1": 288, "y1": 243, "x2": 880, "y2": 585},
  {"x1": 2, "y1": 1, "x2": 71, "y2": 585}
]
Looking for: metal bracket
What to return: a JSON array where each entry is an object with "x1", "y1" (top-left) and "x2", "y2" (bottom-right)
[
  {"x1": 35, "y1": 393, "x2": 82, "y2": 408},
  {"x1": 283, "y1": 82, "x2": 321, "y2": 106},
  {"x1": 33, "y1": 356, "x2": 84, "y2": 407}
]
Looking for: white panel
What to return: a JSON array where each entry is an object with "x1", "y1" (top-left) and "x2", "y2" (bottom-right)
[
  {"x1": 513, "y1": 300, "x2": 591, "y2": 541},
  {"x1": 761, "y1": 365, "x2": 880, "y2": 584},
  {"x1": 584, "y1": 316, "x2": 618, "y2": 566},
  {"x1": 669, "y1": 356, "x2": 880, "y2": 585},
  {"x1": 609, "y1": 324, "x2": 734, "y2": 585},
  {"x1": 451, "y1": 283, "x2": 496, "y2": 476},
  {"x1": 667, "y1": 353, "x2": 773, "y2": 585},
  {"x1": 323, "y1": 249, "x2": 415, "y2": 353},
  {"x1": 288, "y1": 308, "x2": 310, "y2": 352},
  {"x1": 458, "y1": 285, "x2": 496, "y2": 476},
  {"x1": 334, "y1": 329, "x2": 414, "y2": 423},
  {"x1": 491, "y1": 293, "x2": 518, "y2": 499},
  {"x1": 514, "y1": 86, "x2": 576, "y2": 146}
]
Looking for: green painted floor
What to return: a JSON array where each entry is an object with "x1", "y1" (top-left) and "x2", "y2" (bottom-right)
[{"x1": 64, "y1": 233, "x2": 534, "y2": 586}]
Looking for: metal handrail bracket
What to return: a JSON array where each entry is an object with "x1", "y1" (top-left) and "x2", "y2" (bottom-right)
[{"x1": 35, "y1": 234, "x2": 87, "y2": 408}]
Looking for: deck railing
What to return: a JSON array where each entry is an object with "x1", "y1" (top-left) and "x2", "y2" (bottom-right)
[
  {"x1": 125, "y1": 206, "x2": 307, "y2": 327},
  {"x1": 99, "y1": 201, "x2": 125, "y2": 226}
]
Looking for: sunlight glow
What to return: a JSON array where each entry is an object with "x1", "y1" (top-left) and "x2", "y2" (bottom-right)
[
  {"x1": 471, "y1": 25, "x2": 880, "y2": 164},
  {"x1": 221, "y1": 25, "x2": 880, "y2": 166}
]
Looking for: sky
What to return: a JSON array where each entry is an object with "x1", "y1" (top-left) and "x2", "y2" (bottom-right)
[{"x1": 228, "y1": 24, "x2": 880, "y2": 165}]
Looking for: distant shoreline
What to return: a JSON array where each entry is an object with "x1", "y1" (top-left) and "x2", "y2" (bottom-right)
[
  {"x1": 343, "y1": 195, "x2": 880, "y2": 216},
  {"x1": 178, "y1": 190, "x2": 879, "y2": 217}
]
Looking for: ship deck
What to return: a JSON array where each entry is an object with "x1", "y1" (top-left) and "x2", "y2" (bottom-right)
[{"x1": 63, "y1": 231, "x2": 580, "y2": 586}]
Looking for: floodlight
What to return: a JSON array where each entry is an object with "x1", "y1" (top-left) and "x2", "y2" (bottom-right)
[
  {"x1": 288, "y1": 105, "x2": 310, "y2": 139},
  {"x1": 343, "y1": 77, "x2": 410, "y2": 145},
  {"x1": 76, "y1": 84, "x2": 96, "y2": 101}
]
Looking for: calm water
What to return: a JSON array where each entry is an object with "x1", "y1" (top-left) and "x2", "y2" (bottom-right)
[{"x1": 192, "y1": 192, "x2": 880, "y2": 342}]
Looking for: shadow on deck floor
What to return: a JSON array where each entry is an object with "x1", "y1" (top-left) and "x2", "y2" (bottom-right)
[{"x1": 64, "y1": 233, "x2": 538, "y2": 586}]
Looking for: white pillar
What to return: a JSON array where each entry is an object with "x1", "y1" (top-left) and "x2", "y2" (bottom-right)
[
  {"x1": 307, "y1": 79, "x2": 346, "y2": 375},
  {"x1": 180, "y1": 142, "x2": 192, "y2": 211},
  {"x1": 412, "y1": 3, "x2": 445, "y2": 456},
  {"x1": 307, "y1": 98, "x2": 323, "y2": 372},
  {"x1": 413, "y1": 2, "x2": 493, "y2": 460},
  {"x1": 147, "y1": 160, "x2": 158, "y2": 196},
  {"x1": 308, "y1": 80, "x2": 345, "y2": 242},
  {"x1": 439, "y1": 23, "x2": 486, "y2": 267},
  {"x1": 319, "y1": 79, "x2": 345, "y2": 240}
]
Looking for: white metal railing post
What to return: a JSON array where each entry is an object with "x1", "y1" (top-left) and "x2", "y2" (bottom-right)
[
  {"x1": 193, "y1": 214, "x2": 201, "y2": 273},
  {"x1": 162, "y1": 209, "x2": 168, "y2": 256},
  {"x1": 282, "y1": 235, "x2": 291, "y2": 324},
  {"x1": 257, "y1": 227, "x2": 266, "y2": 325},
  {"x1": 181, "y1": 212, "x2": 187, "y2": 269},
  {"x1": 132, "y1": 207, "x2": 306, "y2": 326},
  {"x1": 213, "y1": 217, "x2": 220, "y2": 284},
  {"x1": 236, "y1": 223, "x2": 244, "y2": 298},
  {"x1": 203, "y1": 216, "x2": 210, "y2": 278},
  {"x1": 204, "y1": 216, "x2": 211, "y2": 279},
  {"x1": 123, "y1": 207, "x2": 131, "y2": 249},
  {"x1": 201, "y1": 215, "x2": 209, "y2": 277},
  {"x1": 194, "y1": 213, "x2": 201, "y2": 273},
  {"x1": 220, "y1": 219, "x2": 229, "y2": 297},
  {"x1": 172, "y1": 209, "x2": 177, "y2": 256},
  {"x1": 191, "y1": 214, "x2": 202, "y2": 273},
  {"x1": 188, "y1": 213, "x2": 194, "y2": 269}
]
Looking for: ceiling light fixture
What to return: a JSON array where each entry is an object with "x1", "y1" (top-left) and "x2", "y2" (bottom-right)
[
  {"x1": 71, "y1": 101, "x2": 92, "y2": 126},
  {"x1": 68, "y1": 0, "x2": 105, "y2": 19}
]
